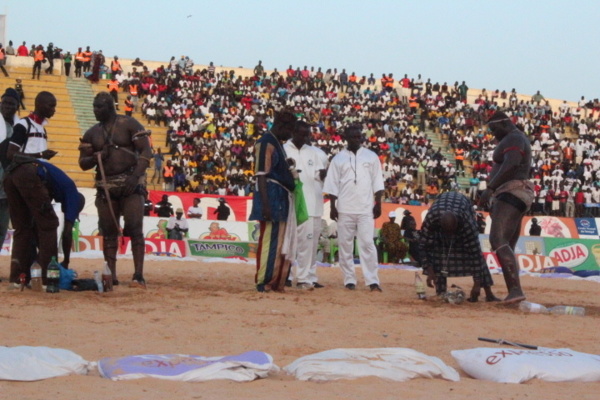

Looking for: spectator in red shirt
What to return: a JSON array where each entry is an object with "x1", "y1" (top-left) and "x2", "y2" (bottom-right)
[{"x1": 16, "y1": 41, "x2": 29, "y2": 56}]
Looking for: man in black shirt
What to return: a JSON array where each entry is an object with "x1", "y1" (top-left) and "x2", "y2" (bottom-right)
[
  {"x1": 154, "y1": 194, "x2": 174, "y2": 218},
  {"x1": 214, "y1": 198, "x2": 230, "y2": 221},
  {"x1": 529, "y1": 218, "x2": 542, "y2": 236}
]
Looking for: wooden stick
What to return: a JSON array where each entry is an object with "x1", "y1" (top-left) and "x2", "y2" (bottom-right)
[{"x1": 478, "y1": 337, "x2": 538, "y2": 350}]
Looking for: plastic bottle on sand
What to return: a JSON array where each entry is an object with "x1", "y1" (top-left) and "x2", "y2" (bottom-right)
[
  {"x1": 548, "y1": 305, "x2": 585, "y2": 316},
  {"x1": 101, "y1": 262, "x2": 113, "y2": 292},
  {"x1": 94, "y1": 271, "x2": 104, "y2": 293},
  {"x1": 414, "y1": 272, "x2": 426, "y2": 300},
  {"x1": 46, "y1": 257, "x2": 60, "y2": 293},
  {"x1": 30, "y1": 262, "x2": 43, "y2": 292},
  {"x1": 519, "y1": 301, "x2": 549, "y2": 314}
]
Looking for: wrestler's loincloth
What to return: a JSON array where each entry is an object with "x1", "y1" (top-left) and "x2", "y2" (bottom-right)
[
  {"x1": 96, "y1": 172, "x2": 146, "y2": 199},
  {"x1": 493, "y1": 180, "x2": 535, "y2": 213}
]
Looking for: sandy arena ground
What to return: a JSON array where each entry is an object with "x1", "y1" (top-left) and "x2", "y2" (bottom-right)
[{"x1": 0, "y1": 256, "x2": 598, "y2": 400}]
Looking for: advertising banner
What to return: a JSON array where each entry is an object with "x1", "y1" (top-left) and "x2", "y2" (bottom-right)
[
  {"x1": 187, "y1": 240, "x2": 257, "y2": 259},
  {"x1": 73, "y1": 235, "x2": 104, "y2": 252},
  {"x1": 574, "y1": 218, "x2": 599, "y2": 238},
  {"x1": 142, "y1": 217, "x2": 254, "y2": 242},
  {"x1": 484, "y1": 252, "x2": 558, "y2": 273},
  {"x1": 148, "y1": 191, "x2": 251, "y2": 222},
  {"x1": 543, "y1": 238, "x2": 600, "y2": 271},
  {"x1": 514, "y1": 236, "x2": 546, "y2": 256},
  {"x1": 521, "y1": 216, "x2": 578, "y2": 239},
  {"x1": 118, "y1": 237, "x2": 187, "y2": 258}
]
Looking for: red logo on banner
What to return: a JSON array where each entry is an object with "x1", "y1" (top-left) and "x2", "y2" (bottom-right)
[
  {"x1": 119, "y1": 237, "x2": 187, "y2": 258},
  {"x1": 74, "y1": 236, "x2": 104, "y2": 252},
  {"x1": 484, "y1": 253, "x2": 558, "y2": 273},
  {"x1": 549, "y1": 244, "x2": 589, "y2": 268}
]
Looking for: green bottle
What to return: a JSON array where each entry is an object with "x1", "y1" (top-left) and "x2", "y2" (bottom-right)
[{"x1": 46, "y1": 256, "x2": 61, "y2": 293}]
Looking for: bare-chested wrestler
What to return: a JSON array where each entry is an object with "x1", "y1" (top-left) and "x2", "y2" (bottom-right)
[
  {"x1": 78, "y1": 92, "x2": 152, "y2": 288},
  {"x1": 478, "y1": 111, "x2": 534, "y2": 303}
]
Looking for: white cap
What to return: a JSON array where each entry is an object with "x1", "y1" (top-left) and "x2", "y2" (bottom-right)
[{"x1": 388, "y1": 211, "x2": 396, "y2": 218}]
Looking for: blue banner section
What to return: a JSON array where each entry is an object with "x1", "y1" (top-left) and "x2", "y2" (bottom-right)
[{"x1": 575, "y1": 218, "x2": 598, "y2": 236}]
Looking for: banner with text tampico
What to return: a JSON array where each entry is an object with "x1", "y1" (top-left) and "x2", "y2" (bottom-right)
[{"x1": 187, "y1": 240, "x2": 257, "y2": 259}]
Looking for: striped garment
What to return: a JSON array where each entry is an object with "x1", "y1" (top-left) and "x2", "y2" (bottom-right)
[
  {"x1": 251, "y1": 131, "x2": 295, "y2": 292},
  {"x1": 255, "y1": 221, "x2": 290, "y2": 291}
]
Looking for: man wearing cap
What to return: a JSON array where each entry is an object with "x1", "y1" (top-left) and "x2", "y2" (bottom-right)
[
  {"x1": 166, "y1": 208, "x2": 188, "y2": 240},
  {"x1": 378, "y1": 211, "x2": 407, "y2": 264},
  {"x1": 400, "y1": 209, "x2": 415, "y2": 231},
  {"x1": 214, "y1": 197, "x2": 230, "y2": 221},
  {"x1": 478, "y1": 111, "x2": 533, "y2": 303}
]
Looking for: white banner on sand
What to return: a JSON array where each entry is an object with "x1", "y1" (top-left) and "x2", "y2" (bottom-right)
[
  {"x1": 284, "y1": 348, "x2": 459, "y2": 382},
  {"x1": 452, "y1": 347, "x2": 600, "y2": 383}
]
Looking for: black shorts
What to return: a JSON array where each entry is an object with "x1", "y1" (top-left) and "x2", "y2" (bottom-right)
[{"x1": 496, "y1": 192, "x2": 527, "y2": 213}]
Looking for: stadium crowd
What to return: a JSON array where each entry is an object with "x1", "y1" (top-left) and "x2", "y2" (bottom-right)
[{"x1": 5, "y1": 41, "x2": 600, "y2": 217}]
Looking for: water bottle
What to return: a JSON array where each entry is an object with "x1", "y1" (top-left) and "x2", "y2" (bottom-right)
[
  {"x1": 548, "y1": 305, "x2": 585, "y2": 316},
  {"x1": 94, "y1": 271, "x2": 104, "y2": 293},
  {"x1": 30, "y1": 262, "x2": 43, "y2": 292},
  {"x1": 46, "y1": 257, "x2": 60, "y2": 293},
  {"x1": 101, "y1": 262, "x2": 113, "y2": 292},
  {"x1": 519, "y1": 301, "x2": 549, "y2": 314},
  {"x1": 414, "y1": 272, "x2": 426, "y2": 300}
]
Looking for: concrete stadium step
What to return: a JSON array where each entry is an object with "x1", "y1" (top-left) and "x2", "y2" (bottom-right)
[
  {"x1": 48, "y1": 121, "x2": 79, "y2": 131},
  {"x1": 6, "y1": 67, "x2": 67, "y2": 82},
  {"x1": 424, "y1": 128, "x2": 468, "y2": 190},
  {"x1": 50, "y1": 138, "x2": 81, "y2": 148},
  {"x1": 48, "y1": 116, "x2": 79, "y2": 127},
  {"x1": 51, "y1": 146, "x2": 80, "y2": 157},
  {"x1": 67, "y1": 77, "x2": 99, "y2": 134},
  {"x1": 67, "y1": 171, "x2": 97, "y2": 187},
  {"x1": 49, "y1": 124, "x2": 79, "y2": 132}
]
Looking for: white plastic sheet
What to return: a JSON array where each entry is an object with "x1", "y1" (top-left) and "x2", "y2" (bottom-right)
[
  {"x1": 284, "y1": 348, "x2": 459, "y2": 382},
  {"x1": 98, "y1": 350, "x2": 277, "y2": 382},
  {"x1": 0, "y1": 346, "x2": 91, "y2": 381},
  {"x1": 452, "y1": 347, "x2": 600, "y2": 383}
]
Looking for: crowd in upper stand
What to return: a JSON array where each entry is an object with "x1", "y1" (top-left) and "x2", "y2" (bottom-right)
[{"x1": 4, "y1": 41, "x2": 600, "y2": 217}]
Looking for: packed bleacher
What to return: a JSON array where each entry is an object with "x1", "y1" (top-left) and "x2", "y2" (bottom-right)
[{"x1": 4, "y1": 42, "x2": 600, "y2": 217}]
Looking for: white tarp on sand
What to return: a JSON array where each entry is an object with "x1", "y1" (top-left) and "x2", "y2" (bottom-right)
[
  {"x1": 97, "y1": 350, "x2": 277, "y2": 382},
  {"x1": 284, "y1": 348, "x2": 460, "y2": 382},
  {"x1": 452, "y1": 347, "x2": 600, "y2": 383},
  {"x1": 0, "y1": 346, "x2": 91, "y2": 381}
]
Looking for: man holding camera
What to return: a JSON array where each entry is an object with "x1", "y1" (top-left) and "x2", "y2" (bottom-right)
[{"x1": 166, "y1": 208, "x2": 188, "y2": 240}]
